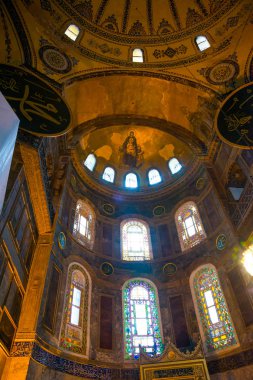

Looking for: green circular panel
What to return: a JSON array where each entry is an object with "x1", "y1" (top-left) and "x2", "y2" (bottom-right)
[
  {"x1": 100, "y1": 262, "x2": 114, "y2": 276},
  {"x1": 216, "y1": 234, "x2": 227, "y2": 251},
  {"x1": 163, "y1": 262, "x2": 177, "y2": 276}
]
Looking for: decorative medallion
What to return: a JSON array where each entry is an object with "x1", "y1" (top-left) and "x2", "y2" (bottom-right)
[
  {"x1": 100, "y1": 262, "x2": 114, "y2": 276},
  {"x1": 206, "y1": 60, "x2": 239, "y2": 85},
  {"x1": 196, "y1": 177, "x2": 206, "y2": 190},
  {"x1": 168, "y1": 350, "x2": 176, "y2": 360},
  {"x1": 215, "y1": 82, "x2": 253, "y2": 149},
  {"x1": 216, "y1": 234, "x2": 227, "y2": 250},
  {"x1": 39, "y1": 45, "x2": 72, "y2": 74},
  {"x1": 0, "y1": 64, "x2": 71, "y2": 136},
  {"x1": 58, "y1": 232, "x2": 66, "y2": 249},
  {"x1": 163, "y1": 262, "x2": 177, "y2": 276},
  {"x1": 153, "y1": 205, "x2": 165, "y2": 216},
  {"x1": 102, "y1": 203, "x2": 115, "y2": 215}
]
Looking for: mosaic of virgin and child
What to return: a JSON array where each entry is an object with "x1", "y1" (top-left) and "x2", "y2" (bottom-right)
[{"x1": 119, "y1": 131, "x2": 144, "y2": 168}]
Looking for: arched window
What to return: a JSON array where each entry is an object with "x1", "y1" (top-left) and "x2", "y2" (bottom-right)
[
  {"x1": 123, "y1": 279, "x2": 163, "y2": 359},
  {"x1": 148, "y1": 169, "x2": 162, "y2": 185},
  {"x1": 60, "y1": 264, "x2": 91, "y2": 356},
  {"x1": 102, "y1": 166, "x2": 115, "y2": 183},
  {"x1": 190, "y1": 264, "x2": 238, "y2": 354},
  {"x1": 168, "y1": 158, "x2": 182, "y2": 174},
  {"x1": 125, "y1": 172, "x2": 138, "y2": 188},
  {"x1": 84, "y1": 153, "x2": 96, "y2": 171},
  {"x1": 132, "y1": 48, "x2": 144, "y2": 63},
  {"x1": 64, "y1": 24, "x2": 80, "y2": 41},
  {"x1": 121, "y1": 219, "x2": 152, "y2": 261},
  {"x1": 175, "y1": 201, "x2": 206, "y2": 251},
  {"x1": 195, "y1": 35, "x2": 211, "y2": 51},
  {"x1": 73, "y1": 199, "x2": 95, "y2": 248}
]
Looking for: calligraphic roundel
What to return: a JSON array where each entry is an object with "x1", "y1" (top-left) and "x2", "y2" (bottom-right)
[
  {"x1": 215, "y1": 82, "x2": 253, "y2": 149},
  {"x1": 0, "y1": 64, "x2": 71, "y2": 136}
]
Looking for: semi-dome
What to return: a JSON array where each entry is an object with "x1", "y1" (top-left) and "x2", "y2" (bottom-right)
[{"x1": 73, "y1": 124, "x2": 196, "y2": 194}]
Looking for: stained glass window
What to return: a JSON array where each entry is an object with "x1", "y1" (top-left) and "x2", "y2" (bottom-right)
[
  {"x1": 102, "y1": 167, "x2": 115, "y2": 183},
  {"x1": 60, "y1": 264, "x2": 91, "y2": 356},
  {"x1": 132, "y1": 48, "x2": 144, "y2": 62},
  {"x1": 190, "y1": 265, "x2": 238, "y2": 354},
  {"x1": 123, "y1": 279, "x2": 163, "y2": 359},
  {"x1": 175, "y1": 201, "x2": 206, "y2": 251},
  {"x1": 64, "y1": 24, "x2": 80, "y2": 41},
  {"x1": 168, "y1": 158, "x2": 182, "y2": 174},
  {"x1": 195, "y1": 35, "x2": 211, "y2": 51},
  {"x1": 84, "y1": 154, "x2": 96, "y2": 171},
  {"x1": 148, "y1": 169, "x2": 162, "y2": 185},
  {"x1": 73, "y1": 200, "x2": 95, "y2": 248},
  {"x1": 121, "y1": 219, "x2": 152, "y2": 261},
  {"x1": 125, "y1": 173, "x2": 138, "y2": 188}
]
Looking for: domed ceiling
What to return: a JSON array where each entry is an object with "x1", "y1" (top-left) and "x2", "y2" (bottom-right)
[
  {"x1": 73, "y1": 125, "x2": 196, "y2": 193},
  {"x1": 53, "y1": 0, "x2": 235, "y2": 41}
]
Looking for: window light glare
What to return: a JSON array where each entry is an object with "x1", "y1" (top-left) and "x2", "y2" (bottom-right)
[
  {"x1": 132, "y1": 48, "x2": 144, "y2": 63},
  {"x1": 65, "y1": 24, "x2": 80, "y2": 41},
  {"x1": 84, "y1": 153, "x2": 96, "y2": 171},
  {"x1": 195, "y1": 35, "x2": 211, "y2": 51},
  {"x1": 102, "y1": 167, "x2": 115, "y2": 183},
  {"x1": 148, "y1": 169, "x2": 162, "y2": 185},
  {"x1": 125, "y1": 173, "x2": 138, "y2": 188},
  {"x1": 242, "y1": 247, "x2": 253, "y2": 276},
  {"x1": 169, "y1": 158, "x2": 182, "y2": 174}
]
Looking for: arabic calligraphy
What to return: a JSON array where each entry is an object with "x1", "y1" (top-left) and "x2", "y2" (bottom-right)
[
  {"x1": 216, "y1": 83, "x2": 253, "y2": 149},
  {"x1": 0, "y1": 64, "x2": 71, "y2": 136}
]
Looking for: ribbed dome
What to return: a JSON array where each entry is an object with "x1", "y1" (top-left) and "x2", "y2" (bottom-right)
[{"x1": 53, "y1": 0, "x2": 233, "y2": 41}]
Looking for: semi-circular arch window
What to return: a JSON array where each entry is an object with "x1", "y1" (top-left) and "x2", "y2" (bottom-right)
[
  {"x1": 132, "y1": 48, "x2": 144, "y2": 62},
  {"x1": 64, "y1": 24, "x2": 80, "y2": 41},
  {"x1": 175, "y1": 201, "x2": 206, "y2": 251},
  {"x1": 195, "y1": 35, "x2": 211, "y2": 51},
  {"x1": 125, "y1": 172, "x2": 138, "y2": 188},
  {"x1": 60, "y1": 263, "x2": 91, "y2": 356},
  {"x1": 168, "y1": 158, "x2": 182, "y2": 174},
  {"x1": 84, "y1": 154, "x2": 96, "y2": 172},
  {"x1": 102, "y1": 166, "x2": 115, "y2": 183},
  {"x1": 123, "y1": 279, "x2": 163, "y2": 359},
  {"x1": 121, "y1": 219, "x2": 152, "y2": 261},
  {"x1": 73, "y1": 199, "x2": 95, "y2": 249},
  {"x1": 190, "y1": 264, "x2": 238, "y2": 354},
  {"x1": 148, "y1": 169, "x2": 162, "y2": 185}
]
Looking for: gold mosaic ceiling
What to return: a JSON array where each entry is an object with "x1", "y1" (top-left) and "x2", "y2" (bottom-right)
[
  {"x1": 73, "y1": 125, "x2": 196, "y2": 193},
  {"x1": 54, "y1": 0, "x2": 236, "y2": 41}
]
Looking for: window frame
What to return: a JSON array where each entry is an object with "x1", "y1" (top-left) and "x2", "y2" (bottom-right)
[
  {"x1": 73, "y1": 199, "x2": 95, "y2": 249},
  {"x1": 147, "y1": 168, "x2": 162, "y2": 186},
  {"x1": 120, "y1": 219, "x2": 153, "y2": 261},
  {"x1": 195, "y1": 35, "x2": 211, "y2": 52},
  {"x1": 84, "y1": 153, "x2": 96, "y2": 172},
  {"x1": 132, "y1": 48, "x2": 144, "y2": 63},
  {"x1": 168, "y1": 157, "x2": 182, "y2": 175},
  {"x1": 60, "y1": 264, "x2": 91, "y2": 357},
  {"x1": 175, "y1": 201, "x2": 206, "y2": 252},
  {"x1": 190, "y1": 264, "x2": 239, "y2": 355},
  {"x1": 64, "y1": 24, "x2": 81, "y2": 41},
  {"x1": 124, "y1": 172, "x2": 139, "y2": 189},
  {"x1": 122, "y1": 278, "x2": 163, "y2": 359},
  {"x1": 102, "y1": 166, "x2": 116, "y2": 183}
]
